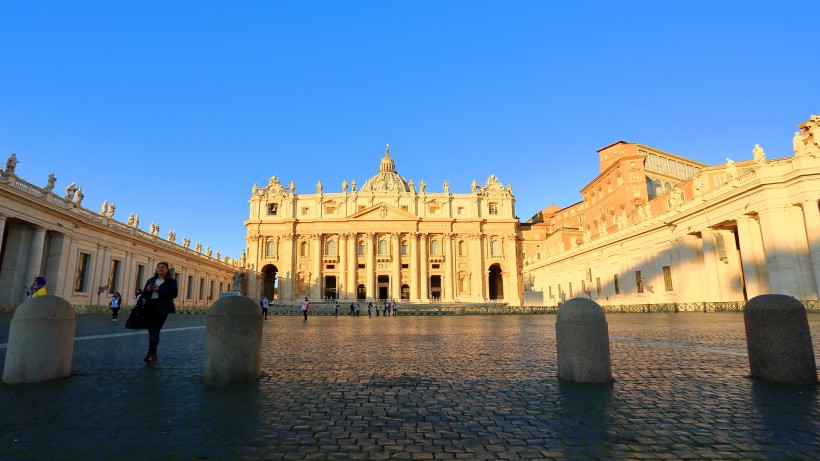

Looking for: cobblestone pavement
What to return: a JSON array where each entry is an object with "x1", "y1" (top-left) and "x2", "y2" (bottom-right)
[{"x1": 1, "y1": 312, "x2": 819, "y2": 460}]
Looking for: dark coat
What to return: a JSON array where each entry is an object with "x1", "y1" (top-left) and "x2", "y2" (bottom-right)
[{"x1": 142, "y1": 276, "x2": 178, "y2": 314}]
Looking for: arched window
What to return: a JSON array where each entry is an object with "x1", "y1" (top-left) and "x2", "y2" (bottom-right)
[
  {"x1": 358, "y1": 240, "x2": 365, "y2": 256},
  {"x1": 664, "y1": 181, "x2": 671, "y2": 191},
  {"x1": 266, "y1": 241, "x2": 276, "y2": 258},
  {"x1": 646, "y1": 177, "x2": 656, "y2": 199},
  {"x1": 300, "y1": 241, "x2": 308, "y2": 257},
  {"x1": 430, "y1": 240, "x2": 441, "y2": 255},
  {"x1": 326, "y1": 240, "x2": 336, "y2": 256},
  {"x1": 378, "y1": 239, "x2": 387, "y2": 255},
  {"x1": 491, "y1": 240, "x2": 501, "y2": 257},
  {"x1": 458, "y1": 240, "x2": 465, "y2": 256}
]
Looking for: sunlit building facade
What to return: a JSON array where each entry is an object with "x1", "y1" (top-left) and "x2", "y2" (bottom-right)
[
  {"x1": 244, "y1": 148, "x2": 523, "y2": 304},
  {"x1": 522, "y1": 115, "x2": 820, "y2": 306}
]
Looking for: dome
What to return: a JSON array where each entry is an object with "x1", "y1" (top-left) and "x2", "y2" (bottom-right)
[{"x1": 360, "y1": 146, "x2": 412, "y2": 194}]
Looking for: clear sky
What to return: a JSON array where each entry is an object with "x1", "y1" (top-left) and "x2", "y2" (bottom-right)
[{"x1": 1, "y1": 1, "x2": 818, "y2": 260}]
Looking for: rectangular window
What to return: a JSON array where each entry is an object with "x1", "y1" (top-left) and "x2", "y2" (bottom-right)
[
  {"x1": 325, "y1": 204, "x2": 336, "y2": 214},
  {"x1": 209, "y1": 280, "x2": 215, "y2": 300},
  {"x1": 489, "y1": 203, "x2": 498, "y2": 215},
  {"x1": 663, "y1": 266, "x2": 673, "y2": 291},
  {"x1": 614, "y1": 274, "x2": 620, "y2": 295},
  {"x1": 715, "y1": 233, "x2": 728, "y2": 262},
  {"x1": 596, "y1": 277, "x2": 602, "y2": 296},
  {"x1": 401, "y1": 244, "x2": 408, "y2": 255},
  {"x1": 358, "y1": 205, "x2": 365, "y2": 212},
  {"x1": 326, "y1": 264, "x2": 335, "y2": 269},
  {"x1": 457, "y1": 206, "x2": 465, "y2": 215},
  {"x1": 635, "y1": 271, "x2": 644, "y2": 294},
  {"x1": 432, "y1": 264, "x2": 440, "y2": 269},
  {"x1": 108, "y1": 259, "x2": 122, "y2": 294},
  {"x1": 199, "y1": 278, "x2": 205, "y2": 300},
  {"x1": 267, "y1": 203, "x2": 278, "y2": 215},
  {"x1": 659, "y1": 157, "x2": 668, "y2": 173},
  {"x1": 75, "y1": 252, "x2": 92, "y2": 292},
  {"x1": 136, "y1": 264, "x2": 146, "y2": 292},
  {"x1": 401, "y1": 264, "x2": 409, "y2": 269},
  {"x1": 401, "y1": 205, "x2": 408, "y2": 211},
  {"x1": 647, "y1": 153, "x2": 658, "y2": 171},
  {"x1": 187, "y1": 275, "x2": 193, "y2": 300},
  {"x1": 301, "y1": 207, "x2": 309, "y2": 215},
  {"x1": 358, "y1": 264, "x2": 365, "y2": 269},
  {"x1": 219, "y1": 282, "x2": 223, "y2": 293}
]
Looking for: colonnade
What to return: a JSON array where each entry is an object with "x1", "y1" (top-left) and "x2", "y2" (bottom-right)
[{"x1": 265, "y1": 231, "x2": 518, "y2": 303}]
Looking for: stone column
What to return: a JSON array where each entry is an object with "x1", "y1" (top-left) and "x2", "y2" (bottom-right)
[
  {"x1": 0, "y1": 214, "x2": 7, "y2": 257},
  {"x1": 366, "y1": 233, "x2": 376, "y2": 300},
  {"x1": 801, "y1": 200, "x2": 820, "y2": 297},
  {"x1": 789, "y1": 205, "x2": 819, "y2": 299},
  {"x1": 471, "y1": 234, "x2": 484, "y2": 300},
  {"x1": 504, "y1": 234, "x2": 519, "y2": 305},
  {"x1": 339, "y1": 233, "x2": 347, "y2": 300},
  {"x1": 748, "y1": 216, "x2": 771, "y2": 293},
  {"x1": 736, "y1": 216, "x2": 763, "y2": 299},
  {"x1": 280, "y1": 235, "x2": 294, "y2": 301},
  {"x1": 391, "y1": 233, "x2": 401, "y2": 301},
  {"x1": 675, "y1": 234, "x2": 701, "y2": 302},
  {"x1": 311, "y1": 234, "x2": 322, "y2": 300},
  {"x1": 347, "y1": 233, "x2": 357, "y2": 301},
  {"x1": 419, "y1": 234, "x2": 429, "y2": 301},
  {"x1": 700, "y1": 229, "x2": 722, "y2": 301},
  {"x1": 409, "y1": 232, "x2": 419, "y2": 301},
  {"x1": 444, "y1": 233, "x2": 454, "y2": 301},
  {"x1": 25, "y1": 226, "x2": 47, "y2": 289},
  {"x1": 758, "y1": 207, "x2": 801, "y2": 296}
]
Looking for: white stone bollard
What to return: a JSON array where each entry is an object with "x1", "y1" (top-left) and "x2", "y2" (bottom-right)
[
  {"x1": 556, "y1": 298, "x2": 613, "y2": 383},
  {"x1": 744, "y1": 294, "x2": 818, "y2": 384},
  {"x1": 203, "y1": 296, "x2": 263, "y2": 385},
  {"x1": 3, "y1": 296, "x2": 76, "y2": 384}
]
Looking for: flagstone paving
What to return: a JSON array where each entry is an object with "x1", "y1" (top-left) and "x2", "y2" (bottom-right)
[{"x1": 0, "y1": 312, "x2": 818, "y2": 460}]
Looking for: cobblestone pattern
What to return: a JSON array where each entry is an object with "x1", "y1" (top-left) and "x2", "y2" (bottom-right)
[{"x1": 0, "y1": 313, "x2": 818, "y2": 460}]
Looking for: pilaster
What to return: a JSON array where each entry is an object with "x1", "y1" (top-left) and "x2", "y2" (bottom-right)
[
  {"x1": 801, "y1": 200, "x2": 820, "y2": 297},
  {"x1": 419, "y1": 234, "x2": 429, "y2": 300},
  {"x1": 391, "y1": 233, "x2": 401, "y2": 301}
]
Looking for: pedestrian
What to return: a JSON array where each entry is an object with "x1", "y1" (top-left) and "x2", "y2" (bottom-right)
[
  {"x1": 25, "y1": 276, "x2": 47, "y2": 298},
  {"x1": 374, "y1": 301, "x2": 379, "y2": 317},
  {"x1": 367, "y1": 302, "x2": 372, "y2": 317},
  {"x1": 392, "y1": 300, "x2": 397, "y2": 316},
  {"x1": 382, "y1": 302, "x2": 388, "y2": 317},
  {"x1": 355, "y1": 303, "x2": 361, "y2": 316},
  {"x1": 334, "y1": 301, "x2": 339, "y2": 317},
  {"x1": 141, "y1": 262, "x2": 178, "y2": 364},
  {"x1": 261, "y1": 296, "x2": 270, "y2": 320},
  {"x1": 110, "y1": 292, "x2": 122, "y2": 321},
  {"x1": 301, "y1": 297, "x2": 310, "y2": 320},
  {"x1": 349, "y1": 303, "x2": 355, "y2": 316}
]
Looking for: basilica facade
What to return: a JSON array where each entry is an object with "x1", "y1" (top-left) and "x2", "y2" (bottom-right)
[{"x1": 244, "y1": 148, "x2": 523, "y2": 304}]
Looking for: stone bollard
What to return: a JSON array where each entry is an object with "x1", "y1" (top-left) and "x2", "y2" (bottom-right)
[
  {"x1": 3, "y1": 296, "x2": 76, "y2": 384},
  {"x1": 203, "y1": 296, "x2": 263, "y2": 385},
  {"x1": 556, "y1": 298, "x2": 612, "y2": 383},
  {"x1": 743, "y1": 294, "x2": 818, "y2": 384}
]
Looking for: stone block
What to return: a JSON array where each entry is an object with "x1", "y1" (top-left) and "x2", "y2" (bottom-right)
[
  {"x1": 203, "y1": 295, "x2": 263, "y2": 385},
  {"x1": 744, "y1": 294, "x2": 818, "y2": 384},
  {"x1": 3, "y1": 295, "x2": 76, "y2": 384},
  {"x1": 556, "y1": 297, "x2": 612, "y2": 383}
]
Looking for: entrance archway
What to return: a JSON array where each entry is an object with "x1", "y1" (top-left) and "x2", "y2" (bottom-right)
[
  {"x1": 488, "y1": 264, "x2": 504, "y2": 300},
  {"x1": 261, "y1": 264, "x2": 278, "y2": 300},
  {"x1": 324, "y1": 275, "x2": 337, "y2": 299},
  {"x1": 430, "y1": 275, "x2": 442, "y2": 300},
  {"x1": 357, "y1": 284, "x2": 367, "y2": 300},
  {"x1": 377, "y1": 275, "x2": 389, "y2": 301}
]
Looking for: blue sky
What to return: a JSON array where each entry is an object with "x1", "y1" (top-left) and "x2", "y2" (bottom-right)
[{"x1": 1, "y1": 1, "x2": 818, "y2": 259}]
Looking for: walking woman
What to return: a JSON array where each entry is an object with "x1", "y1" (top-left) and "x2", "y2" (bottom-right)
[{"x1": 141, "y1": 262, "x2": 177, "y2": 363}]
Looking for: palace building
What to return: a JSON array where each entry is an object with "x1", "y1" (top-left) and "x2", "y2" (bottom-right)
[
  {"x1": 522, "y1": 115, "x2": 820, "y2": 306},
  {"x1": 244, "y1": 147, "x2": 523, "y2": 305}
]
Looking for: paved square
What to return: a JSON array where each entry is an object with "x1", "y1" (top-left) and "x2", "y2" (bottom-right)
[{"x1": 1, "y1": 313, "x2": 819, "y2": 460}]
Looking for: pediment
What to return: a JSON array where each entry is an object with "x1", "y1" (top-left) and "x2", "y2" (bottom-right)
[{"x1": 349, "y1": 203, "x2": 419, "y2": 220}]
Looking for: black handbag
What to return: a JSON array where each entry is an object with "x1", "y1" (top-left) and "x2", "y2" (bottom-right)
[{"x1": 125, "y1": 297, "x2": 149, "y2": 330}]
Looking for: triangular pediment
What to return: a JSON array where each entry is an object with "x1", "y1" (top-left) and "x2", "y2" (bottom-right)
[{"x1": 349, "y1": 203, "x2": 419, "y2": 220}]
